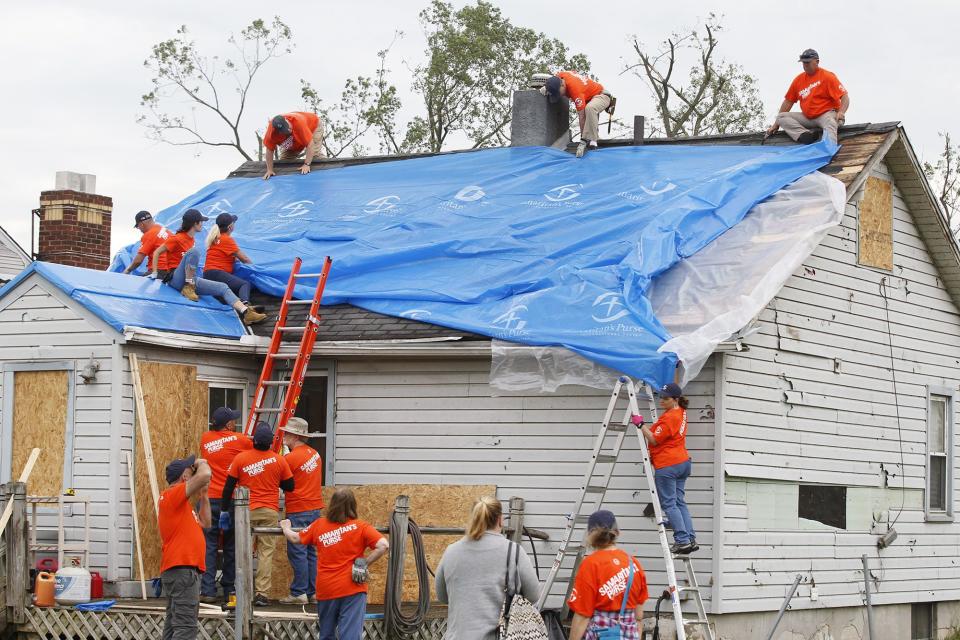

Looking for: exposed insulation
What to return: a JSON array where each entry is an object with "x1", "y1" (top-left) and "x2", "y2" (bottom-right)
[
  {"x1": 134, "y1": 361, "x2": 209, "y2": 578},
  {"x1": 269, "y1": 484, "x2": 495, "y2": 604},
  {"x1": 12, "y1": 370, "x2": 68, "y2": 498},
  {"x1": 858, "y1": 175, "x2": 894, "y2": 270}
]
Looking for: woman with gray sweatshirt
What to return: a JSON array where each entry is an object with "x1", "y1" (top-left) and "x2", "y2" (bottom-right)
[{"x1": 435, "y1": 497, "x2": 541, "y2": 640}]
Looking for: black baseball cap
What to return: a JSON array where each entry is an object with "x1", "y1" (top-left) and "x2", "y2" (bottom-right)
[
  {"x1": 271, "y1": 115, "x2": 291, "y2": 136},
  {"x1": 253, "y1": 421, "x2": 274, "y2": 447},
  {"x1": 544, "y1": 76, "x2": 562, "y2": 103},
  {"x1": 587, "y1": 509, "x2": 618, "y2": 531},
  {"x1": 215, "y1": 213, "x2": 238, "y2": 229},
  {"x1": 165, "y1": 454, "x2": 196, "y2": 484},
  {"x1": 798, "y1": 49, "x2": 819, "y2": 61},
  {"x1": 211, "y1": 406, "x2": 243, "y2": 428},
  {"x1": 659, "y1": 382, "x2": 683, "y2": 398},
  {"x1": 134, "y1": 210, "x2": 152, "y2": 227},
  {"x1": 182, "y1": 209, "x2": 209, "y2": 226}
]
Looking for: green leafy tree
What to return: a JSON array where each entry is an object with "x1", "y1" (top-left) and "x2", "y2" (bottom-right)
[
  {"x1": 924, "y1": 132, "x2": 960, "y2": 237},
  {"x1": 139, "y1": 18, "x2": 293, "y2": 161}
]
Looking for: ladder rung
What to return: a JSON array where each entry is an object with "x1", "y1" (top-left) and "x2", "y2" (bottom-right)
[
  {"x1": 606, "y1": 423, "x2": 628, "y2": 432},
  {"x1": 261, "y1": 380, "x2": 290, "y2": 387},
  {"x1": 683, "y1": 619, "x2": 711, "y2": 625},
  {"x1": 268, "y1": 352, "x2": 301, "y2": 359},
  {"x1": 572, "y1": 514, "x2": 591, "y2": 524},
  {"x1": 286, "y1": 299, "x2": 314, "y2": 305},
  {"x1": 294, "y1": 272, "x2": 326, "y2": 279},
  {"x1": 255, "y1": 408, "x2": 283, "y2": 414},
  {"x1": 595, "y1": 454, "x2": 617, "y2": 464},
  {"x1": 584, "y1": 484, "x2": 607, "y2": 493},
  {"x1": 278, "y1": 326, "x2": 307, "y2": 332}
]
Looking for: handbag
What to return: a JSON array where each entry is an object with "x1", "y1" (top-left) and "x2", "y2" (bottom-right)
[
  {"x1": 498, "y1": 540, "x2": 549, "y2": 640},
  {"x1": 592, "y1": 559, "x2": 636, "y2": 640}
]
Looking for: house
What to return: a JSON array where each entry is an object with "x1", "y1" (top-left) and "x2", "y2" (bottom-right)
[
  {"x1": 0, "y1": 225, "x2": 30, "y2": 283},
  {"x1": 1, "y1": 90, "x2": 957, "y2": 639}
]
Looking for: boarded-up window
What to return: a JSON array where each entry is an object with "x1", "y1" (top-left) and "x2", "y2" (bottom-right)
[
  {"x1": 11, "y1": 370, "x2": 68, "y2": 496},
  {"x1": 858, "y1": 176, "x2": 893, "y2": 270}
]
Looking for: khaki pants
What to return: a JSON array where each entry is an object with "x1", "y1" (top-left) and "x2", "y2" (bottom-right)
[
  {"x1": 581, "y1": 93, "x2": 611, "y2": 144},
  {"x1": 279, "y1": 119, "x2": 326, "y2": 160},
  {"x1": 250, "y1": 508, "x2": 279, "y2": 597},
  {"x1": 777, "y1": 110, "x2": 839, "y2": 144}
]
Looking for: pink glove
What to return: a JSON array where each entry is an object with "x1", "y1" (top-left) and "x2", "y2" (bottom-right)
[{"x1": 631, "y1": 415, "x2": 644, "y2": 426}]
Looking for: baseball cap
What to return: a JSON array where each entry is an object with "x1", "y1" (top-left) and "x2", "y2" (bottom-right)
[
  {"x1": 283, "y1": 417, "x2": 310, "y2": 438},
  {"x1": 659, "y1": 382, "x2": 683, "y2": 398},
  {"x1": 215, "y1": 213, "x2": 238, "y2": 229},
  {"x1": 134, "y1": 210, "x2": 152, "y2": 227},
  {"x1": 211, "y1": 406, "x2": 242, "y2": 428},
  {"x1": 271, "y1": 115, "x2": 292, "y2": 136},
  {"x1": 253, "y1": 421, "x2": 274, "y2": 447},
  {"x1": 165, "y1": 454, "x2": 196, "y2": 484},
  {"x1": 181, "y1": 209, "x2": 209, "y2": 226},
  {"x1": 798, "y1": 48, "x2": 819, "y2": 61},
  {"x1": 544, "y1": 76, "x2": 562, "y2": 103},
  {"x1": 587, "y1": 509, "x2": 618, "y2": 531}
]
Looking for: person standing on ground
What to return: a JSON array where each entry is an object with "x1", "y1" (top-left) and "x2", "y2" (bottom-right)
[
  {"x1": 122, "y1": 210, "x2": 170, "y2": 275},
  {"x1": 280, "y1": 417, "x2": 325, "y2": 605},
  {"x1": 636, "y1": 382, "x2": 697, "y2": 555},
  {"x1": 221, "y1": 422, "x2": 295, "y2": 606},
  {"x1": 434, "y1": 496, "x2": 540, "y2": 640},
  {"x1": 567, "y1": 510, "x2": 648, "y2": 640},
  {"x1": 198, "y1": 406, "x2": 253, "y2": 604},
  {"x1": 543, "y1": 71, "x2": 612, "y2": 158},
  {"x1": 152, "y1": 209, "x2": 266, "y2": 325},
  {"x1": 280, "y1": 488, "x2": 389, "y2": 640},
  {"x1": 766, "y1": 48, "x2": 849, "y2": 144},
  {"x1": 262, "y1": 112, "x2": 326, "y2": 179},
  {"x1": 203, "y1": 213, "x2": 258, "y2": 308},
  {"x1": 158, "y1": 455, "x2": 212, "y2": 640}
]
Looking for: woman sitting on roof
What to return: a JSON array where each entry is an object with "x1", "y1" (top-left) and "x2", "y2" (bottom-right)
[
  {"x1": 204, "y1": 213, "x2": 258, "y2": 309},
  {"x1": 151, "y1": 209, "x2": 267, "y2": 326}
]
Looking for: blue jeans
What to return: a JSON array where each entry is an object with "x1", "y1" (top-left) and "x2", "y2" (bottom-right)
[
  {"x1": 201, "y1": 499, "x2": 236, "y2": 597},
  {"x1": 654, "y1": 459, "x2": 695, "y2": 544},
  {"x1": 168, "y1": 248, "x2": 240, "y2": 306},
  {"x1": 203, "y1": 269, "x2": 253, "y2": 303},
  {"x1": 316, "y1": 592, "x2": 366, "y2": 640},
  {"x1": 286, "y1": 509, "x2": 321, "y2": 597}
]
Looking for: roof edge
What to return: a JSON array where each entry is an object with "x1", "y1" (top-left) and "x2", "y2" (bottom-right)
[{"x1": 0, "y1": 225, "x2": 31, "y2": 264}]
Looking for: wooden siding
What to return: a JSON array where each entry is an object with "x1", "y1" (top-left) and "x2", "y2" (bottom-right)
[
  {"x1": 334, "y1": 356, "x2": 720, "y2": 611},
  {"x1": 720, "y1": 160, "x2": 960, "y2": 612}
]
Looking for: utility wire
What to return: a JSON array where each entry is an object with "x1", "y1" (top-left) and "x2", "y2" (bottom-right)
[{"x1": 879, "y1": 277, "x2": 907, "y2": 527}]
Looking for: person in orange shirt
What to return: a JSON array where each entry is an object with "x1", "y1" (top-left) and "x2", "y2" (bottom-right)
[
  {"x1": 158, "y1": 454, "x2": 212, "y2": 640},
  {"x1": 637, "y1": 382, "x2": 697, "y2": 555},
  {"x1": 567, "y1": 510, "x2": 648, "y2": 640},
  {"x1": 203, "y1": 213, "x2": 257, "y2": 307},
  {"x1": 279, "y1": 417, "x2": 325, "y2": 605},
  {"x1": 766, "y1": 48, "x2": 849, "y2": 144},
  {"x1": 122, "y1": 211, "x2": 171, "y2": 275},
  {"x1": 544, "y1": 71, "x2": 613, "y2": 158},
  {"x1": 198, "y1": 406, "x2": 253, "y2": 603},
  {"x1": 280, "y1": 488, "x2": 389, "y2": 640},
  {"x1": 262, "y1": 112, "x2": 326, "y2": 180},
  {"x1": 221, "y1": 422, "x2": 294, "y2": 606}
]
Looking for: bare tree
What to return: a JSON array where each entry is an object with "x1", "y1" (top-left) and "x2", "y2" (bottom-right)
[
  {"x1": 139, "y1": 18, "x2": 293, "y2": 161},
  {"x1": 624, "y1": 14, "x2": 765, "y2": 138},
  {"x1": 924, "y1": 132, "x2": 960, "y2": 237}
]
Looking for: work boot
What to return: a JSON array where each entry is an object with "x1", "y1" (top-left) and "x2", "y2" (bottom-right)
[
  {"x1": 279, "y1": 594, "x2": 308, "y2": 605},
  {"x1": 242, "y1": 307, "x2": 268, "y2": 325},
  {"x1": 199, "y1": 594, "x2": 220, "y2": 605},
  {"x1": 575, "y1": 140, "x2": 589, "y2": 158},
  {"x1": 243, "y1": 301, "x2": 267, "y2": 313},
  {"x1": 253, "y1": 593, "x2": 270, "y2": 607},
  {"x1": 796, "y1": 128, "x2": 822, "y2": 145},
  {"x1": 180, "y1": 282, "x2": 199, "y2": 302},
  {"x1": 670, "y1": 541, "x2": 697, "y2": 555}
]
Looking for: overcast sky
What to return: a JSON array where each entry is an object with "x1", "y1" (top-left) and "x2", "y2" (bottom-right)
[{"x1": 2, "y1": 0, "x2": 957, "y2": 257}]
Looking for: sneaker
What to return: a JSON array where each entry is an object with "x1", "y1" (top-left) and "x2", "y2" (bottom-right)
[
  {"x1": 199, "y1": 594, "x2": 220, "y2": 604},
  {"x1": 575, "y1": 140, "x2": 589, "y2": 158},
  {"x1": 253, "y1": 593, "x2": 271, "y2": 607},
  {"x1": 279, "y1": 594, "x2": 308, "y2": 605},
  {"x1": 242, "y1": 307, "x2": 268, "y2": 325},
  {"x1": 180, "y1": 283, "x2": 199, "y2": 302},
  {"x1": 670, "y1": 542, "x2": 697, "y2": 555},
  {"x1": 309, "y1": 596, "x2": 317, "y2": 605},
  {"x1": 797, "y1": 130, "x2": 820, "y2": 145}
]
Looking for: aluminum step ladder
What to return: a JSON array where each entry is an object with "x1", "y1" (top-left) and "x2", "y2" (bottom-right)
[
  {"x1": 244, "y1": 256, "x2": 332, "y2": 451},
  {"x1": 535, "y1": 375, "x2": 714, "y2": 640}
]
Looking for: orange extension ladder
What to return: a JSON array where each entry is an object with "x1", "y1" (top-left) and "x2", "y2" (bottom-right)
[{"x1": 243, "y1": 256, "x2": 333, "y2": 451}]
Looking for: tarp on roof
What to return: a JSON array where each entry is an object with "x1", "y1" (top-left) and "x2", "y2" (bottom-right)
[
  {"x1": 111, "y1": 141, "x2": 838, "y2": 387},
  {"x1": 1, "y1": 262, "x2": 246, "y2": 338}
]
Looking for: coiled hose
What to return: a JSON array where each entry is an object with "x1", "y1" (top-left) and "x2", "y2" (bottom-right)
[{"x1": 384, "y1": 511, "x2": 431, "y2": 638}]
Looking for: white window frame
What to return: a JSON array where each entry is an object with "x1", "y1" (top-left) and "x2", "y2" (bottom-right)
[
  {"x1": 925, "y1": 385, "x2": 955, "y2": 522},
  {"x1": 200, "y1": 376, "x2": 248, "y2": 429}
]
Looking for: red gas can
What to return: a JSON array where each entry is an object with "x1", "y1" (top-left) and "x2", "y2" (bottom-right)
[
  {"x1": 36, "y1": 558, "x2": 58, "y2": 573},
  {"x1": 90, "y1": 571, "x2": 103, "y2": 598}
]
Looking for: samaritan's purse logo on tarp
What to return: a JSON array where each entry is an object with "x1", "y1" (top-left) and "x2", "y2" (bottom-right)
[
  {"x1": 492, "y1": 303, "x2": 529, "y2": 338},
  {"x1": 400, "y1": 309, "x2": 432, "y2": 320},
  {"x1": 454, "y1": 185, "x2": 485, "y2": 202},
  {"x1": 277, "y1": 200, "x2": 315, "y2": 218},
  {"x1": 591, "y1": 293, "x2": 631, "y2": 323},
  {"x1": 544, "y1": 184, "x2": 581, "y2": 202},
  {"x1": 363, "y1": 195, "x2": 401, "y2": 214}
]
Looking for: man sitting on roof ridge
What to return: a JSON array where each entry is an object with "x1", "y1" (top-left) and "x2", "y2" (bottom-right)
[
  {"x1": 263, "y1": 112, "x2": 326, "y2": 180},
  {"x1": 543, "y1": 71, "x2": 615, "y2": 159},
  {"x1": 766, "y1": 48, "x2": 849, "y2": 145}
]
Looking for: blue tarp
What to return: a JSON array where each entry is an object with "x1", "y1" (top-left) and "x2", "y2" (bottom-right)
[
  {"x1": 111, "y1": 141, "x2": 837, "y2": 386},
  {"x1": 1, "y1": 262, "x2": 246, "y2": 338}
]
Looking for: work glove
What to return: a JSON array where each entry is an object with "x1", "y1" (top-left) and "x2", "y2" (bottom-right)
[
  {"x1": 351, "y1": 558, "x2": 368, "y2": 584},
  {"x1": 218, "y1": 511, "x2": 232, "y2": 531},
  {"x1": 630, "y1": 414, "x2": 645, "y2": 427}
]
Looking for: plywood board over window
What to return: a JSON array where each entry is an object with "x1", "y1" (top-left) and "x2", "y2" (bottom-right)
[
  {"x1": 858, "y1": 176, "x2": 894, "y2": 270},
  {"x1": 11, "y1": 370, "x2": 68, "y2": 497}
]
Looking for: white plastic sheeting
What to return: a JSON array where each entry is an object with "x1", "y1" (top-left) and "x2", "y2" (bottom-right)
[{"x1": 490, "y1": 171, "x2": 847, "y2": 393}]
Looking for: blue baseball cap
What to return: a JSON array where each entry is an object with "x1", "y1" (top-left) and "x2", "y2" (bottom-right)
[
  {"x1": 659, "y1": 383, "x2": 683, "y2": 398},
  {"x1": 587, "y1": 510, "x2": 618, "y2": 531},
  {"x1": 211, "y1": 406, "x2": 242, "y2": 428},
  {"x1": 165, "y1": 455, "x2": 196, "y2": 484},
  {"x1": 253, "y1": 422, "x2": 274, "y2": 447}
]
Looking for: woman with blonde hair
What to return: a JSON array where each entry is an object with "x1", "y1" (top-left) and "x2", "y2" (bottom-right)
[
  {"x1": 203, "y1": 213, "x2": 258, "y2": 307},
  {"x1": 435, "y1": 496, "x2": 540, "y2": 640}
]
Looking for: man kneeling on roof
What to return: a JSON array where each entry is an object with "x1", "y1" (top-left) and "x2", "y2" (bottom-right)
[
  {"x1": 151, "y1": 209, "x2": 267, "y2": 326},
  {"x1": 262, "y1": 112, "x2": 325, "y2": 180},
  {"x1": 542, "y1": 71, "x2": 614, "y2": 158}
]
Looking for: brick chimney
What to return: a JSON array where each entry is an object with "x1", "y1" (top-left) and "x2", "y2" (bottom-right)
[
  {"x1": 510, "y1": 75, "x2": 571, "y2": 148},
  {"x1": 38, "y1": 172, "x2": 112, "y2": 270}
]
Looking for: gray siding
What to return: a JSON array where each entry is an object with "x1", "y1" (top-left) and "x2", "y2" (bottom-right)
[
  {"x1": 334, "y1": 356, "x2": 719, "y2": 611},
  {"x1": 0, "y1": 228, "x2": 29, "y2": 279},
  {"x1": 720, "y1": 161, "x2": 960, "y2": 612}
]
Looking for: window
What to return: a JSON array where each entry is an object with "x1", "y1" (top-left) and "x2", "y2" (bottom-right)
[
  {"x1": 208, "y1": 385, "x2": 246, "y2": 430},
  {"x1": 926, "y1": 387, "x2": 955, "y2": 521},
  {"x1": 911, "y1": 602, "x2": 936, "y2": 640}
]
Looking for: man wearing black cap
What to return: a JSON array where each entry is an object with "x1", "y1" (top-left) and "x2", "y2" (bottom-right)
[
  {"x1": 123, "y1": 211, "x2": 171, "y2": 276},
  {"x1": 766, "y1": 49, "x2": 849, "y2": 144},
  {"x1": 158, "y1": 455, "x2": 211, "y2": 640},
  {"x1": 542, "y1": 71, "x2": 612, "y2": 158},
  {"x1": 262, "y1": 112, "x2": 325, "y2": 180}
]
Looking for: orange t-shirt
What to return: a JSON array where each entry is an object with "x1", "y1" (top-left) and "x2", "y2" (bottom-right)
[
  {"x1": 568, "y1": 549, "x2": 648, "y2": 616},
  {"x1": 284, "y1": 444, "x2": 324, "y2": 514},
  {"x1": 785, "y1": 68, "x2": 847, "y2": 119},
  {"x1": 649, "y1": 407, "x2": 689, "y2": 469},
  {"x1": 264, "y1": 112, "x2": 320, "y2": 153},
  {"x1": 138, "y1": 224, "x2": 171, "y2": 271},
  {"x1": 558, "y1": 71, "x2": 604, "y2": 112},
  {"x1": 158, "y1": 482, "x2": 206, "y2": 573},
  {"x1": 163, "y1": 232, "x2": 195, "y2": 269},
  {"x1": 200, "y1": 430, "x2": 254, "y2": 499},
  {"x1": 205, "y1": 234, "x2": 240, "y2": 273},
  {"x1": 298, "y1": 517, "x2": 383, "y2": 601},
  {"x1": 227, "y1": 448, "x2": 293, "y2": 511}
]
